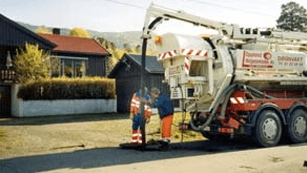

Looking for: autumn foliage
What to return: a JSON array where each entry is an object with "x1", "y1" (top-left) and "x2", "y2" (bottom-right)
[
  {"x1": 17, "y1": 77, "x2": 116, "y2": 100},
  {"x1": 69, "y1": 27, "x2": 91, "y2": 38},
  {"x1": 35, "y1": 26, "x2": 52, "y2": 34},
  {"x1": 14, "y1": 43, "x2": 51, "y2": 83}
]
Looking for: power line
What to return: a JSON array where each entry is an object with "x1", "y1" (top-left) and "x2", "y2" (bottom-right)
[
  {"x1": 103, "y1": 0, "x2": 144, "y2": 9},
  {"x1": 103, "y1": 0, "x2": 277, "y2": 18},
  {"x1": 187, "y1": 0, "x2": 276, "y2": 18}
]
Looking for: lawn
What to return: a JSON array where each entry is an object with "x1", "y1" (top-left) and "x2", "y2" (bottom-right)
[{"x1": 0, "y1": 112, "x2": 204, "y2": 159}]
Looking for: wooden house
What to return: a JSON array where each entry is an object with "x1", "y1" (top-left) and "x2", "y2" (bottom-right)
[
  {"x1": 0, "y1": 13, "x2": 56, "y2": 117},
  {"x1": 40, "y1": 31, "x2": 111, "y2": 77}
]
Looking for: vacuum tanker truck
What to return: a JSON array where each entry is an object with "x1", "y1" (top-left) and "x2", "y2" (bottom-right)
[{"x1": 141, "y1": 3, "x2": 307, "y2": 147}]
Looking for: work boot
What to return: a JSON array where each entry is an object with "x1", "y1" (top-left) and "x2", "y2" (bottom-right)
[
  {"x1": 147, "y1": 139, "x2": 158, "y2": 145},
  {"x1": 159, "y1": 139, "x2": 169, "y2": 151}
]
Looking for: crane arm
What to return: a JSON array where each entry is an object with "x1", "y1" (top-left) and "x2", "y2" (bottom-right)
[
  {"x1": 142, "y1": 3, "x2": 307, "y2": 42},
  {"x1": 142, "y1": 3, "x2": 233, "y2": 38}
]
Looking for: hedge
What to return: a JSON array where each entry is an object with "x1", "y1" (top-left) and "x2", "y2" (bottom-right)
[{"x1": 17, "y1": 77, "x2": 116, "y2": 100}]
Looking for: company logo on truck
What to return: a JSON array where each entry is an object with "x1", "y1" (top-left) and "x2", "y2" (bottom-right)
[
  {"x1": 263, "y1": 52, "x2": 272, "y2": 60},
  {"x1": 277, "y1": 56, "x2": 304, "y2": 67},
  {"x1": 242, "y1": 50, "x2": 273, "y2": 68},
  {"x1": 241, "y1": 50, "x2": 305, "y2": 69}
]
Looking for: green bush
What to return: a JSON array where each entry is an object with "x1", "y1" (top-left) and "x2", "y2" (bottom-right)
[{"x1": 17, "y1": 77, "x2": 116, "y2": 100}]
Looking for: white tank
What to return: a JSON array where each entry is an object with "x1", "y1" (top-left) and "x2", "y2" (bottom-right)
[
  {"x1": 155, "y1": 33, "x2": 307, "y2": 111},
  {"x1": 155, "y1": 33, "x2": 213, "y2": 56}
]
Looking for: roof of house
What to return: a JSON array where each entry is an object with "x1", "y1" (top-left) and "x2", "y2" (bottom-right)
[
  {"x1": 0, "y1": 14, "x2": 56, "y2": 49},
  {"x1": 39, "y1": 33, "x2": 110, "y2": 56},
  {"x1": 108, "y1": 53, "x2": 164, "y2": 77},
  {"x1": 128, "y1": 54, "x2": 164, "y2": 73}
]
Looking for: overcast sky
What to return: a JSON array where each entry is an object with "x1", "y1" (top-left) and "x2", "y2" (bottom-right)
[{"x1": 1, "y1": 0, "x2": 307, "y2": 35}]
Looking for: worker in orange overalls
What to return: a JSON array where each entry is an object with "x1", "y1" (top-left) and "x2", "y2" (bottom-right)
[
  {"x1": 148, "y1": 87, "x2": 174, "y2": 150},
  {"x1": 130, "y1": 88, "x2": 152, "y2": 145}
]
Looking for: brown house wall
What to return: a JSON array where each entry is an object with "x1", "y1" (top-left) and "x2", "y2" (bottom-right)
[
  {"x1": 113, "y1": 57, "x2": 170, "y2": 113},
  {"x1": 88, "y1": 56, "x2": 106, "y2": 77},
  {"x1": 0, "y1": 85, "x2": 11, "y2": 117}
]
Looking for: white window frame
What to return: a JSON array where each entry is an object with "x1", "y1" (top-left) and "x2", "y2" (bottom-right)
[{"x1": 51, "y1": 56, "x2": 89, "y2": 77}]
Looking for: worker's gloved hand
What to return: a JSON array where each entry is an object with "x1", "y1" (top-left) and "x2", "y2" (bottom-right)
[{"x1": 129, "y1": 112, "x2": 134, "y2": 119}]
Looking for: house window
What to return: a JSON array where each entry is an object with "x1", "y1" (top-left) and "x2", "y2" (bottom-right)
[
  {"x1": 74, "y1": 60, "x2": 86, "y2": 77},
  {"x1": 51, "y1": 56, "x2": 88, "y2": 77},
  {"x1": 63, "y1": 59, "x2": 73, "y2": 77}
]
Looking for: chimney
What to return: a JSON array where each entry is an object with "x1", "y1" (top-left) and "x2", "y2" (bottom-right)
[{"x1": 52, "y1": 28, "x2": 60, "y2": 35}]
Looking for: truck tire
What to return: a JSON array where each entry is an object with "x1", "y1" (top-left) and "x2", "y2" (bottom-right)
[
  {"x1": 288, "y1": 109, "x2": 307, "y2": 143},
  {"x1": 255, "y1": 110, "x2": 282, "y2": 147}
]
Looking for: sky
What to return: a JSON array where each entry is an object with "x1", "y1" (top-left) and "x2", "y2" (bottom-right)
[{"x1": 1, "y1": 0, "x2": 307, "y2": 35}]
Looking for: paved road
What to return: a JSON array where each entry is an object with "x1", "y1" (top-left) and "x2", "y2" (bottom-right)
[{"x1": 1, "y1": 139, "x2": 307, "y2": 173}]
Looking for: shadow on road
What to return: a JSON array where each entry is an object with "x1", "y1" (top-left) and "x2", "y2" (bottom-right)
[
  {"x1": 0, "y1": 113, "x2": 129, "y2": 126},
  {"x1": 3, "y1": 139, "x2": 303, "y2": 173}
]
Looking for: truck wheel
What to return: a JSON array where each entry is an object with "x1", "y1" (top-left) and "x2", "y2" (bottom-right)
[
  {"x1": 288, "y1": 109, "x2": 307, "y2": 143},
  {"x1": 255, "y1": 110, "x2": 282, "y2": 147}
]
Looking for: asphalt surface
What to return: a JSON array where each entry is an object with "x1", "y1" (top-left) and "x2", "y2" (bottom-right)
[
  {"x1": 1, "y1": 114, "x2": 307, "y2": 173},
  {"x1": 2, "y1": 137, "x2": 306, "y2": 173},
  {"x1": 0, "y1": 139, "x2": 258, "y2": 173}
]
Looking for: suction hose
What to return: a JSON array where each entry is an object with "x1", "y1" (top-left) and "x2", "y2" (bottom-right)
[
  {"x1": 190, "y1": 83, "x2": 241, "y2": 131},
  {"x1": 190, "y1": 84, "x2": 275, "y2": 131}
]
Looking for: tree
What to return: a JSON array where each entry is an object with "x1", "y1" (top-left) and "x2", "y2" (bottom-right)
[
  {"x1": 123, "y1": 43, "x2": 132, "y2": 52},
  {"x1": 135, "y1": 44, "x2": 141, "y2": 53},
  {"x1": 69, "y1": 27, "x2": 91, "y2": 38},
  {"x1": 35, "y1": 26, "x2": 52, "y2": 34},
  {"x1": 276, "y1": 1, "x2": 307, "y2": 32},
  {"x1": 14, "y1": 43, "x2": 51, "y2": 83},
  {"x1": 96, "y1": 37, "x2": 124, "y2": 75}
]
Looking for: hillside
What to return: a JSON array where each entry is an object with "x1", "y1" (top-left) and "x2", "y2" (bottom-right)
[{"x1": 18, "y1": 22, "x2": 156, "y2": 50}]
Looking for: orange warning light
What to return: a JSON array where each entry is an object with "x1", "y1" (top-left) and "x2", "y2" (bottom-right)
[{"x1": 154, "y1": 35, "x2": 162, "y2": 44}]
